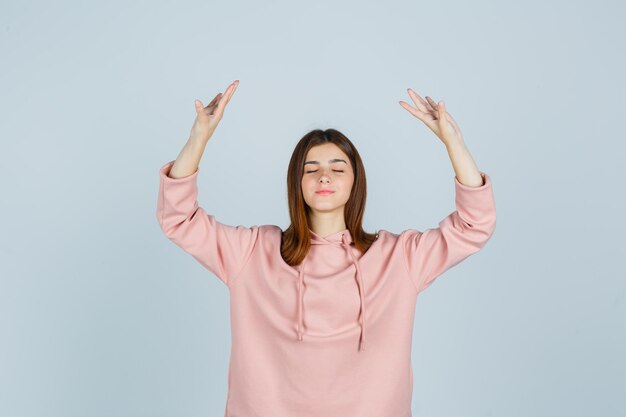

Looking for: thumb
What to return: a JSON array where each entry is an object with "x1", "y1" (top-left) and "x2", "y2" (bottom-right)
[
  {"x1": 194, "y1": 99, "x2": 204, "y2": 113},
  {"x1": 437, "y1": 101, "x2": 446, "y2": 130}
]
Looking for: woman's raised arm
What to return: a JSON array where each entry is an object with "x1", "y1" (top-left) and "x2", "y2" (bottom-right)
[
  {"x1": 399, "y1": 88, "x2": 496, "y2": 293},
  {"x1": 157, "y1": 81, "x2": 259, "y2": 287}
]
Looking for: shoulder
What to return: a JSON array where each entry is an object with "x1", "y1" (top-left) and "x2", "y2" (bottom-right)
[
  {"x1": 254, "y1": 224, "x2": 283, "y2": 246},
  {"x1": 369, "y1": 228, "x2": 406, "y2": 250},
  {"x1": 375, "y1": 228, "x2": 401, "y2": 241},
  {"x1": 260, "y1": 224, "x2": 283, "y2": 237},
  {"x1": 375, "y1": 228, "x2": 426, "y2": 249}
]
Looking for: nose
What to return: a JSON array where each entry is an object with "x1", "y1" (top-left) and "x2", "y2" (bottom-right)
[{"x1": 316, "y1": 166, "x2": 337, "y2": 183}]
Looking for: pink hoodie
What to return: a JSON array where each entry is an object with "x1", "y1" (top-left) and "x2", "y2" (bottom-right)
[{"x1": 157, "y1": 160, "x2": 496, "y2": 417}]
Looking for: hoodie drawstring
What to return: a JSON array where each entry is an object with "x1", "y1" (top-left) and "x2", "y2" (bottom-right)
[{"x1": 296, "y1": 232, "x2": 367, "y2": 352}]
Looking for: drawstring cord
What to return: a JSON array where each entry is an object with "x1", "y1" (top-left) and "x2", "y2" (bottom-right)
[{"x1": 296, "y1": 232, "x2": 367, "y2": 352}]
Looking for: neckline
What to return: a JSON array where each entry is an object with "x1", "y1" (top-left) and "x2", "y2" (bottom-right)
[
  {"x1": 275, "y1": 226, "x2": 383, "y2": 275},
  {"x1": 309, "y1": 228, "x2": 351, "y2": 243}
]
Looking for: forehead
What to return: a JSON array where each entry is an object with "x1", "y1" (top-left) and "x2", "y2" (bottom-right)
[{"x1": 305, "y1": 143, "x2": 348, "y2": 160}]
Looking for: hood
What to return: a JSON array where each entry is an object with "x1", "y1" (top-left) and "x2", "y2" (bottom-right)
[{"x1": 295, "y1": 228, "x2": 367, "y2": 352}]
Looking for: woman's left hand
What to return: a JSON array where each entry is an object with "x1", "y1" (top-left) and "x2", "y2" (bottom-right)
[{"x1": 399, "y1": 88, "x2": 464, "y2": 148}]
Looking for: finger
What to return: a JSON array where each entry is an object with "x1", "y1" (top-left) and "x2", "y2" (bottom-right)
[
  {"x1": 401, "y1": 100, "x2": 437, "y2": 123},
  {"x1": 407, "y1": 88, "x2": 430, "y2": 113},
  {"x1": 206, "y1": 93, "x2": 222, "y2": 109},
  {"x1": 437, "y1": 101, "x2": 447, "y2": 132},
  {"x1": 225, "y1": 80, "x2": 239, "y2": 101},
  {"x1": 438, "y1": 101, "x2": 460, "y2": 137},
  {"x1": 217, "y1": 81, "x2": 238, "y2": 112},
  {"x1": 424, "y1": 96, "x2": 438, "y2": 114},
  {"x1": 435, "y1": 100, "x2": 454, "y2": 128},
  {"x1": 194, "y1": 99, "x2": 205, "y2": 113},
  {"x1": 399, "y1": 101, "x2": 439, "y2": 132},
  {"x1": 226, "y1": 83, "x2": 238, "y2": 106},
  {"x1": 399, "y1": 100, "x2": 428, "y2": 120}
]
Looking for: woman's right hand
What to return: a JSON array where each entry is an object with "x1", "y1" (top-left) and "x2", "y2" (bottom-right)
[{"x1": 189, "y1": 80, "x2": 239, "y2": 142}]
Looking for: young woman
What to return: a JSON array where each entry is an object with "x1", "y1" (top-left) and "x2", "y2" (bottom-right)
[{"x1": 157, "y1": 80, "x2": 496, "y2": 417}]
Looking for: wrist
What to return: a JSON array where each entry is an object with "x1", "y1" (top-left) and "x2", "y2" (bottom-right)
[{"x1": 445, "y1": 140, "x2": 466, "y2": 152}]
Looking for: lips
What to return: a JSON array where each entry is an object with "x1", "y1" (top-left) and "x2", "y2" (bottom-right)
[{"x1": 316, "y1": 190, "x2": 335, "y2": 195}]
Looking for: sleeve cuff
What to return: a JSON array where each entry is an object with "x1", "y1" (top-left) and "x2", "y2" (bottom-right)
[
  {"x1": 454, "y1": 171, "x2": 490, "y2": 190},
  {"x1": 159, "y1": 160, "x2": 199, "y2": 182}
]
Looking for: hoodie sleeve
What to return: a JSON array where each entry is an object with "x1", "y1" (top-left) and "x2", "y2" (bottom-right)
[
  {"x1": 402, "y1": 171, "x2": 496, "y2": 294},
  {"x1": 156, "y1": 160, "x2": 259, "y2": 287}
]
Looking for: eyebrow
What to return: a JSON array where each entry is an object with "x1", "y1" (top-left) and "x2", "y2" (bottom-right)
[{"x1": 304, "y1": 159, "x2": 348, "y2": 165}]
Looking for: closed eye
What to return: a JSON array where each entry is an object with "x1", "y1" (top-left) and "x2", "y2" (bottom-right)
[{"x1": 306, "y1": 170, "x2": 344, "y2": 173}]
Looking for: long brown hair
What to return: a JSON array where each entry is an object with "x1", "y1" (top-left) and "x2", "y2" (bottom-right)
[{"x1": 280, "y1": 128, "x2": 379, "y2": 267}]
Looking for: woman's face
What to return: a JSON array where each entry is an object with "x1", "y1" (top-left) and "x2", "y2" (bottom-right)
[{"x1": 301, "y1": 143, "x2": 354, "y2": 216}]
